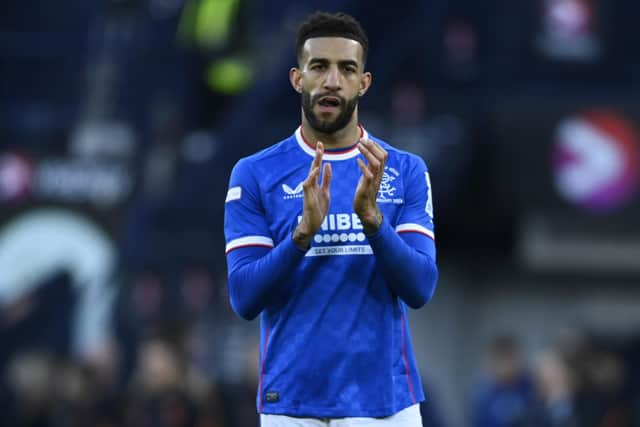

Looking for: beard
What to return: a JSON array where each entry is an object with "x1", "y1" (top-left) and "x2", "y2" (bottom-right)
[{"x1": 301, "y1": 90, "x2": 359, "y2": 134}]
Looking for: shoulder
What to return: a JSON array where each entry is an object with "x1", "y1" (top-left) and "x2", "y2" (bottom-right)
[
  {"x1": 231, "y1": 134, "x2": 298, "y2": 173},
  {"x1": 369, "y1": 134, "x2": 429, "y2": 173}
]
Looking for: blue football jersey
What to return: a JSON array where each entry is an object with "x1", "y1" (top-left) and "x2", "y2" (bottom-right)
[{"x1": 224, "y1": 125, "x2": 436, "y2": 418}]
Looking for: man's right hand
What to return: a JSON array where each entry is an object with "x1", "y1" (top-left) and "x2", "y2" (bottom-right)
[{"x1": 293, "y1": 142, "x2": 332, "y2": 250}]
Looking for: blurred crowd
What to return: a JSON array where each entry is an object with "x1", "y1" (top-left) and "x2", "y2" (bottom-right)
[
  {"x1": 471, "y1": 333, "x2": 640, "y2": 427},
  {"x1": 0, "y1": 269, "x2": 260, "y2": 427},
  {"x1": 3, "y1": 273, "x2": 640, "y2": 427}
]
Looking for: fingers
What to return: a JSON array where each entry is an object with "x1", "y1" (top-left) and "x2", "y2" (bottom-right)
[
  {"x1": 311, "y1": 141, "x2": 324, "y2": 172},
  {"x1": 304, "y1": 166, "x2": 321, "y2": 190},
  {"x1": 321, "y1": 162, "x2": 332, "y2": 193},
  {"x1": 357, "y1": 158, "x2": 374, "y2": 180},
  {"x1": 357, "y1": 139, "x2": 386, "y2": 172},
  {"x1": 307, "y1": 141, "x2": 325, "y2": 186},
  {"x1": 363, "y1": 138, "x2": 387, "y2": 161}
]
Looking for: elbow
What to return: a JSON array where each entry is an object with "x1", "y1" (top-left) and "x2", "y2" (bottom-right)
[
  {"x1": 406, "y1": 291, "x2": 432, "y2": 309},
  {"x1": 230, "y1": 298, "x2": 259, "y2": 321},
  {"x1": 228, "y1": 275, "x2": 260, "y2": 321},
  {"x1": 407, "y1": 264, "x2": 439, "y2": 309}
]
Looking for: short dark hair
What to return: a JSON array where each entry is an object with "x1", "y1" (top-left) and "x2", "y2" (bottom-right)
[{"x1": 296, "y1": 11, "x2": 369, "y2": 65}]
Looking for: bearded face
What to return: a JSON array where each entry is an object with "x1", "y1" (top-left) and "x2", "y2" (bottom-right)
[{"x1": 301, "y1": 90, "x2": 359, "y2": 134}]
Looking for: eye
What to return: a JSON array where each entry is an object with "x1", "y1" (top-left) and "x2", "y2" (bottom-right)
[{"x1": 310, "y1": 63, "x2": 325, "y2": 71}]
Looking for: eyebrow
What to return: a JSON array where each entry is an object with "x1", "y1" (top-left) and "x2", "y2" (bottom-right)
[{"x1": 308, "y1": 57, "x2": 360, "y2": 69}]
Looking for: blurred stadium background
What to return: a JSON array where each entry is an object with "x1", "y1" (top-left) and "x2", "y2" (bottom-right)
[{"x1": 2, "y1": 0, "x2": 640, "y2": 426}]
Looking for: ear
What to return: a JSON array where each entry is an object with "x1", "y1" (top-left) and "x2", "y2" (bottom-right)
[
  {"x1": 359, "y1": 71, "x2": 372, "y2": 97},
  {"x1": 290, "y1": 67, "x2": 302, "y2": 93}
]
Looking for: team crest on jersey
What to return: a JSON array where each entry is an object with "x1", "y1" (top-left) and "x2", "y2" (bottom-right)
[
  {"x1": 377, "y1": 167, "x2": 403, "y2": 204},
  {"x1": 282, "y1": 182, "x2": 304, "y2": 199}
]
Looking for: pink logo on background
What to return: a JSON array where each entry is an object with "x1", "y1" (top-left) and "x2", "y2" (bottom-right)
[{"x1": 552, "y1": 110, "x2": 640, "y2": 213}]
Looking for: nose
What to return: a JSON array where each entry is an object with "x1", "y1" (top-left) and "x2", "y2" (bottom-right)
[{"x1": 323, "y1": 65, "x2": 341, "y2": 91}]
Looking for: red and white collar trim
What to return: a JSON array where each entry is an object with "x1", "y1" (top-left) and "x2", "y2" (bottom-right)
[{"x1": 295, "y1": 124, "x2": 368, "y2": 161}]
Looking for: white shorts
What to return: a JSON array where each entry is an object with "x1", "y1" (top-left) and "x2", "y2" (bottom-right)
[{"x1": 260, "y1": 403, "x2": 422, "y2": 427}]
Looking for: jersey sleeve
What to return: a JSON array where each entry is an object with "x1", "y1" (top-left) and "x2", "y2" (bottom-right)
[
  {"x1": 224, "y1": 158, "x2": 274, "y2": 254},
  {"x1": 364, "y1": 152, "x2": 438, "y2": 309},
  {"x1": 223, "y1": 157, "x2": 307, "y2": 320},
  {"x1": 396, "y1": 156, "x2": 435, "y2": 239},
  {"x1": 395, "y1": 155, "x2": 436, "y2": 260}
]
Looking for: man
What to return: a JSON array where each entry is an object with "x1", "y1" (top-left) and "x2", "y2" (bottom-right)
[
  {"x1": 223, "y1": 11, "x2": 438, "y2": 426},
  {"x1": 471, "y1": 336, "x2": 534, "y2": 427}
]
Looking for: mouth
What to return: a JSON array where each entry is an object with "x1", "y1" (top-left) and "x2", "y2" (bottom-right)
[{"x1": 316, "y1": 96, "x2": 341, "y2": 113}]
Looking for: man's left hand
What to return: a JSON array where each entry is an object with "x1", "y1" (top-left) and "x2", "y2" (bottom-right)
[{"x1": 353, "y1": 138, "x2": 387, "y2": 234}]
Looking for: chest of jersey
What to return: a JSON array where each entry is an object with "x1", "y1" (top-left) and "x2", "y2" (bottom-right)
[{"x1": 260, "y1": 156, "x2": 406, "y2": 247}]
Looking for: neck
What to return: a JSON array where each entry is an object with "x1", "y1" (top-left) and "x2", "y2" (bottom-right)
[{"x1": 301, "y1": 113, "x2": 361, "y2": 149}]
